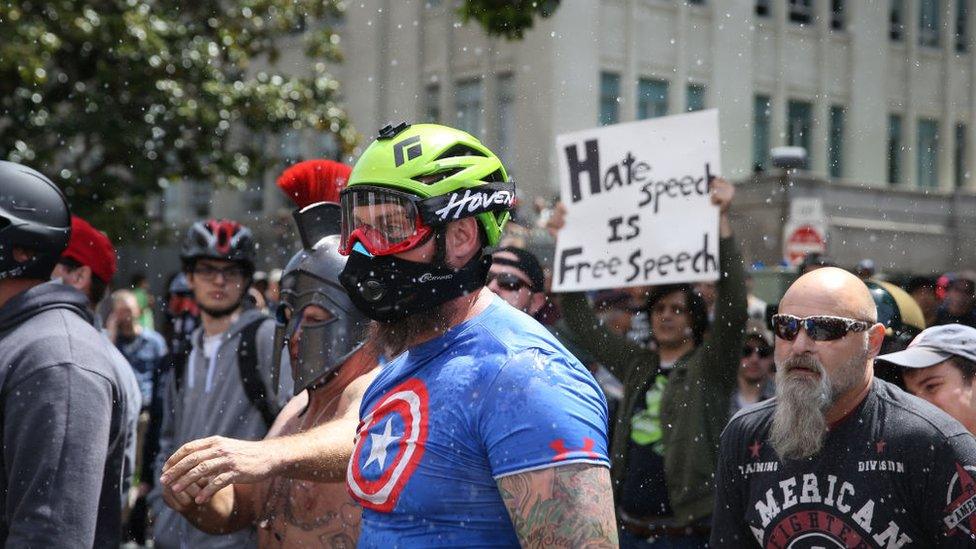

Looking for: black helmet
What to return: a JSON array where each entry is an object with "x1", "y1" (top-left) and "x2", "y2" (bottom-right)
[
  {"x1": 180, "y1": 219, "x2": 256, "y2": 272},
  {"x1": 0, "y1": 161, "x2": 71, "y2": 280}
]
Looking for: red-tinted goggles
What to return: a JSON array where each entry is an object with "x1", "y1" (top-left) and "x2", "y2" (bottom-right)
[
  {"x1": 339, "y1": 186, "x2": 434, "y2": 256},
  {"x1": 338, "y1": 182, "x2": 516, "y2": 257}
]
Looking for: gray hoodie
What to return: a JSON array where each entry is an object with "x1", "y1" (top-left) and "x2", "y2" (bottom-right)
[
  {"x1": 101, "y1": 330, "x2": 142, "y2": 505},
  {"x1": 151, "y1": 308, "x2": 293, "y2": 549},
  {"x1": 0, "y1": 281, "x2": 126, "y2": 548}
]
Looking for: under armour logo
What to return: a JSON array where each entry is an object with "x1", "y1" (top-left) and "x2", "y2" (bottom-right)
[
  {"x1": 393, "y1": 136, "x2": 422, "y2": 167},
  {"x1": 550, "y1": 437, "x2": 598, "y2": 461}
]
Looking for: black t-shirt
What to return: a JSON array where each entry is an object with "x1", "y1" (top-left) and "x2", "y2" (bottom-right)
[
  {"x1": 711, "y1": 379, "x2": 976, "y2": 548},
  {"x1": 620, "y1": 365, "x2": 675, "y2": 517}
]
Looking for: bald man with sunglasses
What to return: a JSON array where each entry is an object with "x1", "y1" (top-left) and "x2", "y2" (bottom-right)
[{"x1": 711, "y1": 267, "x2": 976, "y2": 547}]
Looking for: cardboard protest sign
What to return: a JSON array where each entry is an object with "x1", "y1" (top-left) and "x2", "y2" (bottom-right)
[{"x1": 552, "y1": 109, "x2": 721, "y2": 292}]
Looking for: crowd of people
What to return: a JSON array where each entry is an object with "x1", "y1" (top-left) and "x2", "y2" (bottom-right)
[{"x1": 3, "y1": 122, "x2": 976, "y2": 548}]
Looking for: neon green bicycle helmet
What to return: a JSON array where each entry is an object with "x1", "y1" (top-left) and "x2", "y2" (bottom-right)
[{"x1": 345, "y1": 123, "x2": 513, "y2": 247}]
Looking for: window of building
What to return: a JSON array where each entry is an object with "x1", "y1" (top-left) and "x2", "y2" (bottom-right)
[
  {"x1": 957, "y1": 0, "x2": 969, "y2": 52},
  {"x1": 956, "y1": 123, "x2": 968, "y2": 188},
  {"x1": 455, "y1": 78, "x2": 483, "y2": 137},
  {"x1": 789, "y1": 0, "x2": 814, "y2": 25},
  {"x1": 919, "y1": 0, "x2": 941, "y2": 47},
  {"x1": 599, "y1": 72, "x2": 621, "y2": 126},
  {"x1": 753, "y1": 95, "x2": 772, "y2": 171},
  {"x1": 828, "y1": 105, "x2": 845, "y2": 178},
  {"x1": 917, "y1": 118, "x2": 940, "y2": 188},
  {"x1": 688, "y1": 0, "x2": 706, "y2": 4},
  {"x1": 496, "y1": 73, "x2": 515, "y2": 165},
  {"x1": 756, "y1": 0, "x2": 771, "y2": 17},
  {"x1": 638, "y1": 78, "x2": 669, "y2": 120},
  {"x1": 787, "y1": 100, "x2": 813, "y2": 161},
  {"x1": 831, "y1": 0, "x2": 845, "y2": 30},
  {"x1": 890, "y1": 0, "x2": 905, "y2": 41},
  {"x1": 887, "y1": 114, "x2": 903, "y2": 185},
  {"x1": 425, "y1": 83, "x2": 440, "y2": 123},
  {"x1": 686, "y1": 84, "x2": 706, "y2": 112}
]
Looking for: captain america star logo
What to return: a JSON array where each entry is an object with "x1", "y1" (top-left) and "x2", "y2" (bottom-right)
[
  {"x1": 943, "y1": 463, "x2": 976, "y2": 538},
  {"x1": 347, "y1": 378, "x2": 429, "y2": 513}
]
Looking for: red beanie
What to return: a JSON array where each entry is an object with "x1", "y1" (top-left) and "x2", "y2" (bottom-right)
[{"x1": 62, "y1": 216, "x2": 117, "y2": 283}]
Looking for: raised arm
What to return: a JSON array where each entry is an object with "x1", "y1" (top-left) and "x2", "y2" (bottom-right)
[
  {"x1": 699, "y1": 178, "x2": 747, "y2": 390},
  {"x1": 558, "y1": 291, "x2": 658, "y2": 381},
  {"x1": 498, "y1": 463, "x2": 618, "y2": 548}
]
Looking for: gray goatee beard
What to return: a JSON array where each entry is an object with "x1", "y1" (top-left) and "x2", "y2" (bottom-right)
[
  {"x1": 770, "y1": 345, "x2": 867, "y2": 461},
  {"x1": 368, "y1": 301, "x2": 454, "y2": 358}
]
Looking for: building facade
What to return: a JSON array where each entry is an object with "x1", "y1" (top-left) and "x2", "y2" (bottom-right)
[
  {"x1": 339, "y1": 0, "x2": 976, "y2": 198},
  {"x1": 135, "y1": 1, "x2": 976, "y2": 283}
]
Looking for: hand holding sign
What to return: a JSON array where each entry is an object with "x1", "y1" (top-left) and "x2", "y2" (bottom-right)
[
  {"x1": 710, "y1": 177, "x2": 734, "y2": 214},
  {"x1": 551, "y1": 110, "x2": 723, "y2": 292}
]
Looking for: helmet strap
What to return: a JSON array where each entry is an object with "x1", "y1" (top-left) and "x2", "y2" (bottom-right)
[{"x1": 432, "y1": 225, "x2": 447, "y2": 266}]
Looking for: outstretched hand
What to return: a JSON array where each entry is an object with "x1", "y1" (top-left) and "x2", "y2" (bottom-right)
[
  {"x1": 162, "y1": 477, "x2": 203, "y2": 513},
  {"x1": 160, "y1": 436, "x2": 280, "y2": 504}
]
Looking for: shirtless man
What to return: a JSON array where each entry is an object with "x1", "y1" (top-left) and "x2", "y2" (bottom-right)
[{"x1": 161, "y1": 203, "x2": 378, "y2": 546}]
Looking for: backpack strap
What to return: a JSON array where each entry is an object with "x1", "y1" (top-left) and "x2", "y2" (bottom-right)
[
  {"x1": 170, "y1": 334, "x2": 194, "y2": 393},
  {"x1": 236, "y1": 317, "x2": 279, "y2": 428}
]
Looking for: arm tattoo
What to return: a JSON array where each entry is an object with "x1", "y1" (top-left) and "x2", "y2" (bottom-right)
[{"x1": 498, "y1": 463, "x2": 618, "y2": 548}]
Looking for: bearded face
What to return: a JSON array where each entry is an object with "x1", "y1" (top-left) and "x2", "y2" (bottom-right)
[
  {"x1": 368, "y1": 301, "x2": 454, "y2": 359},
  {"x1": 770, "y1": 339, "x2": 869, "y2": 461}
]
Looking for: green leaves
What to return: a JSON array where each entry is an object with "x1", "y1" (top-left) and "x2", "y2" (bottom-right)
[
  {"x1": 458, "y1": 0, "x2": 561, "y2": 40},
  {"x1": 0, "y1": 0, "x2": 353, "y2": 239}
]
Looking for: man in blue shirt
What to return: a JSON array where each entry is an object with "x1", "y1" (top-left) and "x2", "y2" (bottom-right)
[{"x1": 338, "y1": 123, "x2": 616, "y2": 547}]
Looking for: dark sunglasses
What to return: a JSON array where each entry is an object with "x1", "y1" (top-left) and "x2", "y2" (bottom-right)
[
  {"x1": 742, "y1": 345, "x2": 772, "y2": 359},
  {"x1": 488, "y1": 272, "x2": 531, "y2": 292},
  {"x1": 771, "y1": 314, "x2": 871, "y2": 342}
]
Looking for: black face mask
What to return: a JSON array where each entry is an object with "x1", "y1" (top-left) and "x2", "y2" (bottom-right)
[{"x1": 339, "y1": 243, "x2": 491, "y2": 322}]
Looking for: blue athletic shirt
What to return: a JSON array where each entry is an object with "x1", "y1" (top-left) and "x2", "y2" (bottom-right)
[{"x1": 347, "y1": 295, "x2": 610, "y2": 548}]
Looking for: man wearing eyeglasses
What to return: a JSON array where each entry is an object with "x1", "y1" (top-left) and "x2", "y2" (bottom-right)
[
  {"x1": 150, "y1": 219, "x2": 293, "y2": 549},
  {"x1": 711, "y1": 267, "x2": 976, "y2": 547}
]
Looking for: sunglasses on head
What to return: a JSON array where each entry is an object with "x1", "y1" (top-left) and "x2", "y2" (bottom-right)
[
  {"x1": 742, "y1": 345, "x2": 772, "y2": 358},
  {"x1": 771, "y1": 314, "x2": 872, "y2": 342},
  {"x1": 488, "y1": 272, "x2": 531, "y2": 292}
]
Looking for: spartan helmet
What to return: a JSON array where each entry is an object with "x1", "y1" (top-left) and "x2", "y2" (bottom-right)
[{"x1": 272, "y1": 203, "x2": 370, "y2": 395}]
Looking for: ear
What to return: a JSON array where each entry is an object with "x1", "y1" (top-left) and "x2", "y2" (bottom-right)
[
  {"x1": 444, "y1": 218, "x2": 481, "y2": 268},
  {"x1": 76, "y1": 265, "x2": 94, "y2": 292},
  {"x1": 866, "y1": 322, "x2": 886, "y2": 358}
]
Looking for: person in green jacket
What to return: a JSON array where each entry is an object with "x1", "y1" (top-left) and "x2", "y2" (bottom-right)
[{"x1": 553, "y1": 177, "x2": 746, "y2": 548}]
